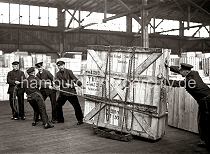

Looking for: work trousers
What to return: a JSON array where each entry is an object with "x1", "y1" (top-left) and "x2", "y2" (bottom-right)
[
  {"x1": 40, "y1": 89, "x2": 57, "y2": 121},
  {"x1": 9, "y1": 93, "x2": 25, "y2": 118},
  {"x1": 197, "y1": 96, "x2": 210, "y2": 149},
  {"x1": 56, "y1": 94, "x2": 83, "y2": 122},
  {"x1": 28, "y1": 92, "x2": 49, "y2": 125}
]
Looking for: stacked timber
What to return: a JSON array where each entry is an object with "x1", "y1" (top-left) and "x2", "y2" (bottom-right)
[
  {"x1": 167, "y1": 87, "x2": 198, "y2": 133},
  {"x1": 83, "y1": 45, "x2": 170, "y2": 140}
]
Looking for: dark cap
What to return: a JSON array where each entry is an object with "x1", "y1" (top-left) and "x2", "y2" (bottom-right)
[
  {"x1": 35, "y1": 62, "x2": 43, "y2": 68},
  {"x1": 56, "y1": 60, "x2": 65, "y2": 66},
  {"x1": 27, "y1": 67, "x2": 35, "y2": 74},
  {"x1": 170, "y1": 66, "x2": 180, "y2": 74},
  {"x1": 180, "y1": 63, "x2": 193, "y2": 71},
  {"x1": 12, "y1": 61, "x2": 19, "y2": 65}
]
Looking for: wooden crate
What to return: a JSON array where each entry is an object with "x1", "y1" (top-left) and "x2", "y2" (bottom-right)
[
  {"x1": 83, "y1": 45, "x2": 170, "y2": 140},
  {"x1": 167, "y1": 87, "x2": 198, "y2": 133}
]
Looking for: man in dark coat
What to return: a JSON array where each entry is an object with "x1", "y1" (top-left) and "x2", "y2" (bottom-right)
[
  {"x1": 23, "y1": 67, "x2": 54, "y2": 129},
  {"x1": 55, "y1": 60, "x2": 83, "y2": 125},
  {"x1": 7, "y1": 61, "x2": 26, "y2": 120},
  {"x1": 165, "y1": 63, "x2": 210, "y2": 149},
  {"x1": 35, "y1": 62, "x2": 57, "y2": 123}
]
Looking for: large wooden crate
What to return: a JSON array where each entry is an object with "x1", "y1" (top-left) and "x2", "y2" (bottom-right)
[
  {"x1": 167, "y1": 87, "x2": 198, "y2": 133},
  {"x1": 83, "y1": 45, "x2": 170, "y2": 140}
]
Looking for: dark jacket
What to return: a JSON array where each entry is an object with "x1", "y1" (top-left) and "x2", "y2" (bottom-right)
[
  {"x1": 23, "y1": 75, "x2": 42, "y2": 95},
  {"x1": 36, "y1": 69, "x2": 54, "y2": 94},
  {"x1": 167, "y1": 71, "x2": 210, "y2": 101},
  {"x1": 55, "y1": 68, "x2": 82, "y2": 96},
  {"x1": 7, "y1": 69, "x2": 25, "y2": 94}
]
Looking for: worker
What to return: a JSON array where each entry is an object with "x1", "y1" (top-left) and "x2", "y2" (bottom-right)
[
  {"x1": 7, "y1": 61, "x2": 26, "y2": 120},
  {"x1": 35, "y1": 62, "x2": 57, "y2": 123},
  {"x1": 165, "y1": 62, "x2": 210, "y2": 150},
  {"x1": 23, "y1": 67, "x2": 54, "y2": 129},
  {"x1": 55, "y1": 60, "x2": 83, "y2": 125}
]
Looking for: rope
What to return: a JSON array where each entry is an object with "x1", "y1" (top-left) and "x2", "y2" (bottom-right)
[
  {"x1": 54, "y1": 88, "x2": 167, "y2": 118},
  {"x1": 12, "y1": 85, "x2": 19, "y2": 115}
]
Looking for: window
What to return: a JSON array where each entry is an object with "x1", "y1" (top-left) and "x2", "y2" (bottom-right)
[
  {"x1": 0, "y1": 2, "x2": 9, "y2": 23},
  {"x1": 30, "y1": 5, "x2": 39, "y2": 26},
  {"x1": 40, "y1": 6, "x2": 48, "y2": 26},
  {"x1": 20, "y1": 5, "x2": 29, "y2": 25},
  {"x1": 49, "y1": 7, "x2": 57, "y2": 27},
  {"x1": 10, "y1": 4, "x2": 20, "y2": 24}
]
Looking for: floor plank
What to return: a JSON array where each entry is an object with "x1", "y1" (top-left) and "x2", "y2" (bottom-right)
[{"x1": 0, "y1": 98, "x2": 209, "y2": 154}]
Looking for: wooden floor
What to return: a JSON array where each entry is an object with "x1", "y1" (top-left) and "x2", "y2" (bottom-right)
[{"x1": 0, "y1": 98, "x2": 209, "y2": 154}]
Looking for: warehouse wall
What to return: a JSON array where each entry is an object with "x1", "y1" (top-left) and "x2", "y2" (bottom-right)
[{"x1": 0, "y1": 24, "x2": 210, "y2": 54}]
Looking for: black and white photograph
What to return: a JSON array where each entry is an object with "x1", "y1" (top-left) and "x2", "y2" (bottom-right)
[{"x1": 0, "y1": 0, "x2": 210, "y2": 153}]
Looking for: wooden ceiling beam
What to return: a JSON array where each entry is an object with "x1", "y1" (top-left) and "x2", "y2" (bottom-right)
[
  {"x1": 67, "y1": 10, "x2": 77, "y2": 28},
  {"x1": 153, "y1": 24, "x2": 203, "y2": 34},
  {"x1": 192, "y1": 26, "x2": 203, "y2": 37},
  {"x1": 115, "y1": 0, "x2": 141, "y2": 25},
  {"x1": 185, "y1": 0, "x2": 210, "y2": 16},
  {"x1": 190, "y1": 0, "x2": 208, "y2": 20},
  {"x1": 103, "y1": 8, "x2": 141, "y2": 23},
  {"x1": 66, "y1": 9, "x2": 80, "y2": 24}
]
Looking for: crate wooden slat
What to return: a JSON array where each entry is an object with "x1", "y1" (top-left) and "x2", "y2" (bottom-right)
[
  {"x1": 167, "y1": 87, "x2": 198, "y2": 133},
  {"x1": 83, "y1": 45, "x2": 170, "y2": 140}
]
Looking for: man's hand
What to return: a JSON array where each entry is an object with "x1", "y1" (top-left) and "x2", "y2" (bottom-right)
[
  {"x1": 164, "y1": 60, "x2": 170, "y2": 68},
  {"x1": 77, "y1": 81, "x2": 82, "y2": 87},
  {"x1": 48, "y1": 85, "x2": 53, "y2": 89},
  {"x1": 65, "y1": 83, "x2": 72, "y2": 88},
  {"x1": 15, "y1": 81, "x2": 21, "y2": 85}
]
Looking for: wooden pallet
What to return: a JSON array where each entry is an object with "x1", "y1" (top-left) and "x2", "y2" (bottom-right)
[{"x1": 93, "y1": 126, "x2": 133, "y2": 142}]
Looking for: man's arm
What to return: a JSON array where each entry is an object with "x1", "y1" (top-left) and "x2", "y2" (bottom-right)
[
  {"x1": 69, "y1": 70, "x2": 82, "y2": 86},
  {"x1": 46, "y1": 70, "x2": 54, "y2": 81},
  {"x1": 164, "y1": 79, "x2": 185, "y2": 87},
  {"x1": 7, "y1": 72, "x2": 15, "y2": 85}
]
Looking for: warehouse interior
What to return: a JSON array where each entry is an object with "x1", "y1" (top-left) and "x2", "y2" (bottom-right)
[{"x1": 0, "y1": 0, "x2": 210, "y2": 153}]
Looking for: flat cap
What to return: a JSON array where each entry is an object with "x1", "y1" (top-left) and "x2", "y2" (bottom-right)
[
  {"x1": 180, "y1": 63, "x2": 193, "y2": 70},
  {"x1": 56, "y1": 60, "x2": 65, "y2": 66},
  {"x1": 35, "y1": 62, "x2": 43, "y2": 68},
  {"x1": 27, "y1": 67, "x2": 35, "y2": 74},
  {"x1": 170, "y1": 66, "x2": 180, "y2": 74},
  {"x1": 12, "y1": 61, "x2": 19, "y2": 65}
]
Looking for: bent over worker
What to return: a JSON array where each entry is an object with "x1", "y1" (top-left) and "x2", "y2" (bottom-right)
[
  {"x1": 55, "y1": 60, "x2": 83, "y2": 125},
  {"x1": 23, "y1": 67, "x2": 54, "y2": 129},
  {"x1": 165, "y1": 63, "x2": 210, "y2": 150}
]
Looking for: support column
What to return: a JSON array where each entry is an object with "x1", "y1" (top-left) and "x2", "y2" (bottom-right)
[
  {"x1": 179, "y1": 21, "x2": 184, "y2": 37},
  {"x1": 57, "y1": 8, "x2": 65, "y2": 56},
  {"x1": 209, "y1": 26, "x2": 210, "y2": 37},
  {"x1": 126, "y1": 15, "x2": 132, "y2": 33},
  {"x1": 57, "y1": 8, "x2": 65, "y2": 29},
  {"x1": 141, "y1": 0, "x2": 149, "y2": 48}
]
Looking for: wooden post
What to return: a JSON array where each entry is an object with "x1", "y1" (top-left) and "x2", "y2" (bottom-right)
[
  {"x1": 78, "y1": 8, "x2": 81, "y2": 27},
  {"x1": 104, "y1": 0, "x2": 107, "y2": 23},
  {"x1": 141, "y1": 0, "x2": 149, "y2": 48},
  {"x1": 57, "y1": 8, "x2": 65, "y2": 55},
  {"x1": 209, "y1": 26, "x2": 210, "y2": 37},
  {"x1": 179, "y1": 21, "x2": 184, "y2": 37},
  {"x1": 153, "y1": 18, "x2": 156, "y2": 33},
  {"x1": 126, "y1": 15, "x2": 132, "y2": 33},
  {"x1": 57, "y1": 8, "x2": 65, "y2": 29}
]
